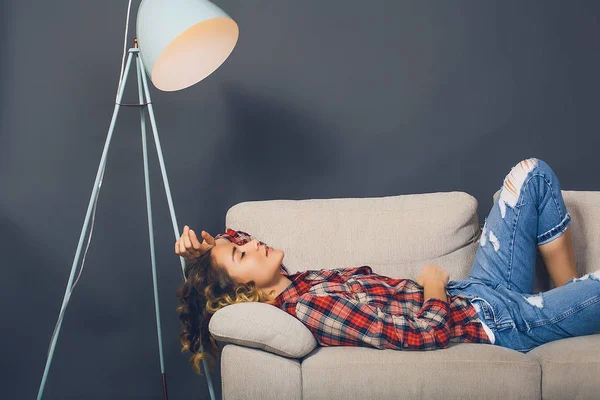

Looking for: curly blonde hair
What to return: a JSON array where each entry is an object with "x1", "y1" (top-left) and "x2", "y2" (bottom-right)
[{"x1": 175, "y1": 247, "x2": 279, "y2": 375}]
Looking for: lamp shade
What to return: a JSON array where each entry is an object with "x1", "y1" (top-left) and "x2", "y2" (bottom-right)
[{"x1": 136, "y1": 0, "x2": 239, "y2": 91}]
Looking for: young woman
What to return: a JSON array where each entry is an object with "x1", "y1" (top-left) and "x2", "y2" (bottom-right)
[{"x1": 175, "y1": 158, "x2": 600, "y2": 375}]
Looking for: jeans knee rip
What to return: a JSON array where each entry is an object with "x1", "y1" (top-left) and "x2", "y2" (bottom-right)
[{"x1": 498, "y1": 158, "x2": 538, "y2": 219}]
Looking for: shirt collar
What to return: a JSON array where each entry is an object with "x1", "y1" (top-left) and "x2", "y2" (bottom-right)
[{"x1": 271, "y1": 270, "x2": 313, "y2": 308}]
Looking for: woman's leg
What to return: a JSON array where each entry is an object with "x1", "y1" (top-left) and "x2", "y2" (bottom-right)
[
  {"x1": 476, "y1": 267, "x2": 600, "y2": 352},
  {"x1": 468, "y1": 158, "x2": 572, "y2": 294},
  {"x1": 518, "y1": 269, "x2": 600, "y2": 343},
  {"x1": 538, "y1": 225, "x2": 579, "y2": 288}
]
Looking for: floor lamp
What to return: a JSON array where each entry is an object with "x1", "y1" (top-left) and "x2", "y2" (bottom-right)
[{"x1": 36, "y1": 1, "x2": 239, "y2": 399}]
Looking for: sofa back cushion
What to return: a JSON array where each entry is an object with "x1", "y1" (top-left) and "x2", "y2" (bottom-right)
[
  {"x1": 225, "y1": 191, "x2": 480, "y2": 281},
  {"x1": 562, "y1": 191, "x2": 600, "y2": 274}
]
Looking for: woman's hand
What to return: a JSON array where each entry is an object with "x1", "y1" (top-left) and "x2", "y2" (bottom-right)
[
  {"x1": 175, "y1": 225, "x2": 216, "y2": 260},
  {"x1": 416, "y1": 264, "x2": 450, "y2": 287}
]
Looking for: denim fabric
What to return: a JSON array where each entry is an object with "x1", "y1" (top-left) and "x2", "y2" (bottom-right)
[{"x1": 447, "y1": 158, "x2": 600, "y2": 353}]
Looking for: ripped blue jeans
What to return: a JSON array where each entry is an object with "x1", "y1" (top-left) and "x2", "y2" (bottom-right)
[{"x1": 447, "y1": 158, "x2": 600, "y2": 353}]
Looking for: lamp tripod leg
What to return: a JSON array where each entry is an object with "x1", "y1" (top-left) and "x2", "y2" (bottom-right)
[
  {"x1": 136, "y1": 53, "x2": 216, "y2": 400},
  {"x1": 36, "y1": 51, "x2": 136, "y2": 400},
  {"x1": 135, "y1": 52, "x2": 170, "y2": 400}
]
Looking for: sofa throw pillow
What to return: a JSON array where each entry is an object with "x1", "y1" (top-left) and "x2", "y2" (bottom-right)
[{"x1": 208, "y1": 302, "x2": 317, "y2": 358}]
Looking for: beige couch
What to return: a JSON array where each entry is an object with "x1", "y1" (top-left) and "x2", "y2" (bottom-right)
[{"x1": 208, "y1": 190, "x2": 600, "y2": 400}]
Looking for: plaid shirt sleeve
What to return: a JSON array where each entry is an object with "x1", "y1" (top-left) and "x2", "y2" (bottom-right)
[{"x1": 294, "y1": 293, "x2": 451, "y2": 351}]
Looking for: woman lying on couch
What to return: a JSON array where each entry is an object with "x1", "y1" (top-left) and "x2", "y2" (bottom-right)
[{"x1": 174, "y1": 158, "x2": 600, "y2": 376}]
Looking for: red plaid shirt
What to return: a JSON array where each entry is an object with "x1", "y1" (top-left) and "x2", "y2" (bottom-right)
[{"x1": 215, "y1": 229, "x2": 493, "y2": 350}]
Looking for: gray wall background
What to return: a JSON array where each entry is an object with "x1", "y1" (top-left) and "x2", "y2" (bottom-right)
[{"x1": 2, "y1": 1, "x2": 600, "y2": 399}]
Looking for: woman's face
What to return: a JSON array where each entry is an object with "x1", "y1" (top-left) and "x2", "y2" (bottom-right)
[{"x1": 210, "y1": 239, "x2": 285, "y2": 289}]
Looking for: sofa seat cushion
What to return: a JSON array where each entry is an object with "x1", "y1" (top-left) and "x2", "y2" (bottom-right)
[
  {"x1": 301, "y1": 344, "x2": 541, "y2": 400},
  {"x1": 526, "y1": 334, "x2": 600, "y2": 400}
]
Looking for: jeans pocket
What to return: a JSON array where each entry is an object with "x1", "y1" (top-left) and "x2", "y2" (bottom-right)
[{"x1": 470, "y1": 298, "x2": 496, "y2": 323}]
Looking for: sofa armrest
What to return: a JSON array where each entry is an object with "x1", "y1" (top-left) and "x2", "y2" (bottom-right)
[{"x1": 208, "y1": 302, "x2": 317, "y2": 358}]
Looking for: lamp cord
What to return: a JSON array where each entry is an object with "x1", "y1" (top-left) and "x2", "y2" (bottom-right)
[{"x1": 47, "y1": 0, "x2": 134, "y2": 357}]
